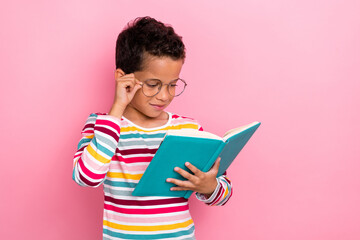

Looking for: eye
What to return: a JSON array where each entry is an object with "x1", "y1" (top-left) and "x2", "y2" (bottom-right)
[{"x1": 145, "y1": 80, "x2": 161, "y2": 88}]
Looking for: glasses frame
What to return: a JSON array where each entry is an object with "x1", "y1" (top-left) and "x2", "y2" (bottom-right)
[{"x1": 141, "y1": 78, "x2": 187, "y2": 97}]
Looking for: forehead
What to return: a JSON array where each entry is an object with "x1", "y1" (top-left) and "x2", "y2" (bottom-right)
[{"x1": 138, "y1": 55, "x2": 184, "y2": 81}]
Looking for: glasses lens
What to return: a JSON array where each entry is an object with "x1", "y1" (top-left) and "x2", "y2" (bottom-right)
[
  {"x1": 169, "y1": 79, "x2": 186, "y2": 97},
  {"x1": 143, "y1": 79, "x2": 161, "y2": 97}
]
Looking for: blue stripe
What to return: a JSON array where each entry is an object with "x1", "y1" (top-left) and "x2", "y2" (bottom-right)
[
  {"x1": 92, "y1": 137, "x2": 115, "y2": 157},
  {"x1": 104, "y1": 179, "x2": 137, "y2": 188},
  {"x1": 77, "y1": 138, "x2": 91, "y2": 150},
  {"x1": 103, "y1": 225, "x2": 195, "y2": 239},
  {"x1": 120, "y1": 133, "x2": 166, "y2": 139}
]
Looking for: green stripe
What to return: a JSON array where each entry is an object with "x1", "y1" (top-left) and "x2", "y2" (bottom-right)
[
  {"x1": 92, "y1": 137, "x2": 116, "y2": 157},
  {"x1": 120, "y1": 132, "x2": 166, "y2": 139},
  {"x1": 77, "y1": 138, "x2": 91, "y2": 150},
  {"x1": 103, "y1": 225, "x2": 195, "y2": 239},
  {"x1": 104, "y1": 179, "x2": 137, "y2": 188}
]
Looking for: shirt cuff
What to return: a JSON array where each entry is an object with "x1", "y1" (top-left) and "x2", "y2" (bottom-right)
[{"x1": 195, "y1": 178, "x2": 220, "y2": 203}]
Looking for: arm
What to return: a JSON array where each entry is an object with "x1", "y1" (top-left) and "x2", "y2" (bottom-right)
[
  {"x1": 197, "y1": 122, "x2": 233, "y2": 205},
  {"x1": 167, "y1": 122, "x2": 234, "y2": 206},
  {"x1": 195, "y1": 171, "x2": 233, "y2": 206},
  {"x1": 72, "y1": 113, "x2": 121, "y2": 187}
]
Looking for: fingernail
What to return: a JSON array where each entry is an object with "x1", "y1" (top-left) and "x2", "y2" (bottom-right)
[
  {"x1": 174, "y1": 167, "x2": 179, "y2": 171},
  {"x1": 185, "y1": 162, "x2": 189, "y2": 166}
]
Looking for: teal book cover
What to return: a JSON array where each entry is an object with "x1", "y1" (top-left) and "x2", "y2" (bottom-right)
[{"x1": 132, "y1": 122, "x2": 261, "y2": 199}]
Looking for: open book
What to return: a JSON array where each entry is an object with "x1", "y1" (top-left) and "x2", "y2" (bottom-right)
[{"x1": 132, "y1": 121, "x2": 261, "y2": 199}]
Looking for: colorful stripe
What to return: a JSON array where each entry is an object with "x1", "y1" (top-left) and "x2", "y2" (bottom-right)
[{"x1": 72, "y1": 112, "x2": 233, "y2": 239}]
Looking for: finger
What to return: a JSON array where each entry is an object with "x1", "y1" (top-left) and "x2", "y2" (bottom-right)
[
  {"x1": 134, "y1": 77, "x2": 142, "y2": 85},
  {"x1": 118, "y1": 76, "x2": 142, "y2": 90},
  {"x1": 129, "y1": 83, "x2": 142, "y2": 96},
  {"x1": 117, "y1": 73, "x2": 135, "y2": 81},
  {"x1": 184, "y1": 162, "x2": 202, "y2": 177},
  {"x1": 173, "y1": 167, "x2": 197, "y2": 182},
  {"x1": 170, "y1": 186, "x2": 192, "y2": 191},
  {"x1": 166, "y1": 178, "x2": 193, "y2": 188},
  {"x1": 118, "y1": 80, "x2": 135, "y2": 90}
]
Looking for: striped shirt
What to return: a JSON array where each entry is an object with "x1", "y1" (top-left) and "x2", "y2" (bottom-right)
[{"x1": 72, "y1": 112, "x2": 233, "y2": 240}]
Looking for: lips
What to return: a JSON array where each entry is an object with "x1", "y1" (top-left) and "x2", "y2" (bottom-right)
[
  {"x1": 150, "y1": 103, "x2": 166, "y2": 110},
  {"x1": 150, "y1": 103, "x2": 165, "y2": 107}
]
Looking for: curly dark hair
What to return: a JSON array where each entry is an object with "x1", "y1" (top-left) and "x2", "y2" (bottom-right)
[{"x1": 115, "y1": 16, "x2": 186, "y2": 74}]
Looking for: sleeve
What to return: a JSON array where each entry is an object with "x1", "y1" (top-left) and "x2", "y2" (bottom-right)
[
  {"x1": 194, "y1": 121, "x2": 233, "y2": 206},
  {"x1": 72, "y1": 112, "x2": 121, "y2": 187}
]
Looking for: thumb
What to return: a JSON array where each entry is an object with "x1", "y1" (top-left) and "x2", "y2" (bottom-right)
[{"x1": 210, "y1": 157, "x2": 221, "y2": 174}]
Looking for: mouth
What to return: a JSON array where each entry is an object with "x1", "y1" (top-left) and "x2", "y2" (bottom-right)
[{"x1": 150, "y1": 103, "x2": 166, "y2": 110}]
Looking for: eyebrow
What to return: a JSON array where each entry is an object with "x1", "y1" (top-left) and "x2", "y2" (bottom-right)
[{"x1": 145, "y1": 78, "x2": 180, "y2": 81}]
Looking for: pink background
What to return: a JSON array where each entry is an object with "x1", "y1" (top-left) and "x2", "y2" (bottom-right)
[{"x1": 1, "y1": 0, "x2": 359, "y2": 239}]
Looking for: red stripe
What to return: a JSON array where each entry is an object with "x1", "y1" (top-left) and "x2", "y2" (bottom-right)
[
  {"x1": 209, "y1": 186, "x2": 224, "y2": 206},
  {"x1": 95, "y1": 119, "x2": 120, "y2": 133},
  {"x1": 104, "y1": 203, "x2": 189, "y2": 214},
  {"x1": 82, "y1": 123, "x2": 95, "y2": 133},
  {"x1": 113, "y1": 155, "x2": 153, "y2": 163},
  {"x1": 223, "y1": 176, "x2": 231, "y2": 185},
  {"x1": 78, "y1": 156, "x2": 106, "y2": 180},
  {"x1": 79, "y1": 172, "x2": 99, "y2": 187},
  {"x1": 117, "y1": 148, "x2": 157, "y2": 156},
  {"x1": 105, "y1": 195, "x2": 187, "y2": 206},
  {"x1": 94, "y1": 126, "x2": 120, "y2": 142},
  {"x1": 95, "y1": 112, "x2": 107, "y2": 115}
]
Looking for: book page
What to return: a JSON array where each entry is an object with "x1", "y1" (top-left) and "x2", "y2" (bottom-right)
[
  {"x1": 223, "y1": 122, "x2": 260, "y2": 140},
  {"x1": 166, "y1": 129, "x2": 223, "y2": 141}
]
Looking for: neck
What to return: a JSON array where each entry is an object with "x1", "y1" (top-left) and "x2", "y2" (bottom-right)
[{"x1": 123, "y1": 104, "x2": 168, "y2": 124}]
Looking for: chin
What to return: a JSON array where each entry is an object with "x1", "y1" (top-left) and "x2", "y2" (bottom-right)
[{"x1": 147, "y1": 110, "x2": 165, "y2": 118}]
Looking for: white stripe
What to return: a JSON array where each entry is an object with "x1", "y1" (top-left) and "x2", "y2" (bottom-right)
[
  {"x1": 104, "y1": 200, "x2": 188, "y2": 210},
  {"x1": 106, "y1": 216, "x2": 192, "y2": 226},
  {"x1": 103, "y1": 221, "x2": 194, "y2": 235},
  {"x1": 103, "y1": 208, "x2": 190, "y2": 218}
]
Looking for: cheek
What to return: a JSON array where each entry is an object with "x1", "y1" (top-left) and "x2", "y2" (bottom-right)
[
  {"x1": 132, "y1": 90, "x2": 150, "y2": 105},
  {"x1": 168, "y1": 96, "x2": 175, "y2": 103}
]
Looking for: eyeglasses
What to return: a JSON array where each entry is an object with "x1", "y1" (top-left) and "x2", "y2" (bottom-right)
[{"x1": 140, "y1": 78, "x2": 187, "y2": 97}]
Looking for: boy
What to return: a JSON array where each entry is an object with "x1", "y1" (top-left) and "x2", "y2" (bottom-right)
[{"x1": 72, "y1": 16, "x2": 232, "y2": 240}]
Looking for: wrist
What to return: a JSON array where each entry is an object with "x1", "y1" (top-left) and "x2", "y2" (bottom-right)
[
  {"x1": 203, "y1": 178, "x2": 219, "y2": 197},
  {"x1": 109, "y1": 103, "x2": 126, "y2": 119}
]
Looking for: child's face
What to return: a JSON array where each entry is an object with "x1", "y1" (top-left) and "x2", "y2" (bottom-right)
[{"x1": 127, "y1": 56, "x2": 184, "y2": 119}]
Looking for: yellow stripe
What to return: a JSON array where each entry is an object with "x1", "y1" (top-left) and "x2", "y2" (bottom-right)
[
  {"x1": 120, "y1": 124, "x2": 199, "y2": 133},
  {"x1": 224, "y1": 186, "x2": 229, "y2": 198},
  {"x1": 87, "y1": 144, "x2": 111, "y2": 164},
  {"x1": 85, "y1": 134, "x2": 94, "y2": 139},
  {"x1": 103, "y1": 219, "x2": 193, "y2": 231},
  {"x1": 107, "y1": 171, "x2": 143, "y2": 180}
]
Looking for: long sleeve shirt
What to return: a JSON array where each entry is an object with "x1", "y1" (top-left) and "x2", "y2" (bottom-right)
[{"x1": 72, "y1": 112, "x2": 233, "y2": 240}]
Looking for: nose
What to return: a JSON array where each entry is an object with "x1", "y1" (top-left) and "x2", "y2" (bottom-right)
[{"x1": 155, "y1": 84, "x2": 171, "y2": 101}]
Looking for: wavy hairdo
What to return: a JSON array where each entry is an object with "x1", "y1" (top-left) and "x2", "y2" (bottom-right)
[{"x1": 115, "y1": 16, "x2": 186, "y2": 74}]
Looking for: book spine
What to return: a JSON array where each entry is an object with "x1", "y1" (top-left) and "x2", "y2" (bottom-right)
[{"x1": 183, "y1": 141, "x2": 226, "y2": 199}]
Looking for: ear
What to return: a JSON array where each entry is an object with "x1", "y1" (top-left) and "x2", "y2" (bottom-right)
[{"x1": 114, "y1": 68, "x2": 125, "y2": 79}]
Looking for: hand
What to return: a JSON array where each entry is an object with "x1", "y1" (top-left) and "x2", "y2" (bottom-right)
[
  {"x1": 166, "y1": 157, "x2": 221, "y2": 197},
  {"x1": 112, "y1": 69, "x2": 143, "y2": 110}
]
